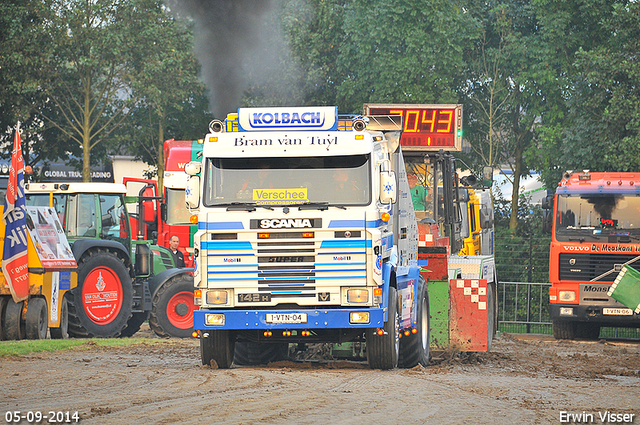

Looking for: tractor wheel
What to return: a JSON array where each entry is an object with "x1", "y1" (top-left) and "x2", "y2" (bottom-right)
[
  {"x1": 200, "y1": 330, "x2": 235, "y2": 369},
  {"x1": 234, "y1": 342, "x2": 289, "y2": 366},
  {"x1": 50, "y1": 297, "x2": 69, "y2": 339},
  {"x1": 120, "y1": 312, "x2": 149, "y2": 338},
  {"x1": 4, "y1": 299, "x2": 25, "y2": 340},
  {"x1": 552, "y1": 319, "x2": 576, "y2": 340},
  {"x1": 25, "y1": 297, "x2": 48, "y2": 340},
  {"x1": 0, "y1": 296, "x2": 8, "y2": 340},
  {"x1": 398, "y1": 277, "x2": 430, "y2": 368},
  {"x1": 366, "y1": 286, "x2": 399, "y2": 370},
  {"x1": 68, "y1": 249, "x2": 133, "y2": 338},
  {"x1": 149, "y1": 274, "x2": 196, "y2": 338}
]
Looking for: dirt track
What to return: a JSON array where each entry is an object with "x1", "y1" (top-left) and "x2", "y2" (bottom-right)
[{"x1": 1, "y1": 328, "x2": 639, "y2": 425}]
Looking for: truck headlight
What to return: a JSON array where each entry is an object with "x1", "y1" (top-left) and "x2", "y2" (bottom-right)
[
  {"x1": 558, "y1": 290, "x2": 576, "y2": 302},
  {"x1": 207, "y1": 290, "x2": 228, "y2": 305},
  {"x1": 560, "y1": 307, "x2": 574, "y2": 316},
  {"x1": 347, "y1": 289, "x2": 369, "y2": 303},
  {"x1": 205, "y1": 313, "x2": 225, "y2": 326},
  {"x1": 350, "y1": 312, "x2": 370, "y2": 324}
]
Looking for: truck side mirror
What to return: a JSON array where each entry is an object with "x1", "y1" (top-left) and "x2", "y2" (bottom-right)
[
  {"x1": 380, "y1": 171, "x2": 397, "y2": 204},
  {"x1": 541, "y1": 195, "x2": 553, "y2": 210},
  {"x1": 542, "y1": 210, "x2": 553, "y2": 235},
  {"x1": 186, "y1": 176, "x2": 200, "y2": 209},
  {"x1": 185, "y1": 161, "x2": 201, "y2": 176}
]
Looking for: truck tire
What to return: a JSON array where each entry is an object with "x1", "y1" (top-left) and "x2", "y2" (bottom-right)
[
  {"x1": 4, "y1": 299, "x2": 25, "y2": 340},
  {"x1": 25, "y1": 297, "x2": 48, "y2": 340},
  {"x1": 398, "y1": 276, "x2": 430, "y2": 368},
  {"x1": 552, "y1": 319, "x2": 576, "y2": 340},
  {"x1": 0, "y1": 297, "x2": 8, "y2": 340},
  {"x1": 576, "y1": 323, "x2": 600, "y2": 340},
  {"x1": 68, "y1": 249, "x2": 133, "y2": 338},
  {"x1": 234, "y1": 342, "x2": 289, "y2": 365},
  {"x1": 149, "y1": 274, "x2": 196, "y2": 338},
  {"x1": 366, "y1": 286, "x2": 399, "y2": 370},
  {"x1": 120, "y1": 312, "x2": 149, "y2": 338},
  {"x1": 50, "y1": 297, "x2": 69, "y2": 339},
  {"x1": 200, "y1": 330, "x2": 235, "y2": 368}
]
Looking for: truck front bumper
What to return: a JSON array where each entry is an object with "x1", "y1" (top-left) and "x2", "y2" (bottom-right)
[
  {"x1": 549, "y1": 304, "x2": 640, "y2": 325},
  {"x1": 194, "y1": 307, "x2": 385, "y2": 331}
]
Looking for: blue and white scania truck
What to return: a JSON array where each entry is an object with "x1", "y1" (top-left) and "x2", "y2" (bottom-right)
[{"x1": 185, "y1": 106, "x2": 429, "y2": 369}]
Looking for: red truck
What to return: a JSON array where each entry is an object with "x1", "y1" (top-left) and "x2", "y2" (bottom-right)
[{"x1": 546, "y1": 171, "x2": 640, "y2": 339}]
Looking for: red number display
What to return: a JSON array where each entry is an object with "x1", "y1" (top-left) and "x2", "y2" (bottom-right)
[{"x1": 363, "y1": 104, "x2": 462, "y2": 151}]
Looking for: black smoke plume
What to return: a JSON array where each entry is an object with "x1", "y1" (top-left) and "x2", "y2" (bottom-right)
[{"x1": 166, "y1": 0, "x2": 277, "y2": 118}]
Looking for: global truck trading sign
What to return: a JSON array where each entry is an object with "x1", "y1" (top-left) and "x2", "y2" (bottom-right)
[{"x1": 363, "y1": 104, "x2": 463, "y2": 151}]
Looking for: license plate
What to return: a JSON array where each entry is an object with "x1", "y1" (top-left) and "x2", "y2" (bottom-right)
[
  {"x1": 266, "y1": 313, "x2": 307, "y2": 324},
  {"x1": 603, "y1": 308, "x2": 633, "y2": 316}
]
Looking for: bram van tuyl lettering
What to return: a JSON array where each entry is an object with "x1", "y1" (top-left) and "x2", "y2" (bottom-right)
[
  {"x1": 234, "y1": 136, "x2": 338, "y2": 147},
  {"x1": 559, "y1": 410, "x2": 636, "y2": 423}
]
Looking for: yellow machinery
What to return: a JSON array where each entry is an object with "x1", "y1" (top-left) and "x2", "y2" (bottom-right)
[{"x1": 0, "y1": 205, "x2": 77, "y2": 340}]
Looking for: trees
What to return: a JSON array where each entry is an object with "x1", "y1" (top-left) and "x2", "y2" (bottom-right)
[
  {"x1": 37, "y1": 0, "x2": 136, "y2": 182},
  {"x1": 335, "y1": 0, "x2": 479, "y2": 113},
  {"x1": 1, "y1": 0, "x2": 207, "y2": 183},
  {"x1": 121, "y1": 0, "x2": 211, "y2": 189}
]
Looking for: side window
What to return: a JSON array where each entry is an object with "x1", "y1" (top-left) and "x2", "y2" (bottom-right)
[
  {"x1": 67, "y1": 194, "x2": 96, "y2": 237},
  {"x1": 99, "y1": 194, "x2": 128, "y2": 243}
]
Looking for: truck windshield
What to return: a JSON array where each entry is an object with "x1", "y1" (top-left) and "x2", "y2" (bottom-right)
[
  {"x1": 556, "y1": 194, "x2": 640, "y2": 241},
  {"x1": 203, "y1": 154, "x2": 371, "y2": 207}
]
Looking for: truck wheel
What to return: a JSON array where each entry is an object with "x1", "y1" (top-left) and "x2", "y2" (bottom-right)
[
  {"x1": 398, "y1": 276, "x2": 430, "y2": 368},
  {"x1": 149, "y1": 274, "x2": 196, "y2": 338},
  {"x1": 0, "y1": 297, "x2": 8, "y2": 340},
  {"x1": 120, "y1": 312, "x2": 149, "y2": 338},
  {"x1": 366, "y1": 286, "x2": 399, "y2": 370},
  {"x1": 552, "y1": 319, "x2": 576, "y2": 340},
  {"x1": 200, "y1": 330, "x2": 235, "y2": 368},
  {"x1": 68, "y1": 250, "x2": 133, "y2": 338},
  {"x1": 4, "y1": 299, "x2": 25, "y2": 340},
  {"x1": 234, "y1": 342, "x2": 289, "y2": 365},
  {"x1": 576, "y1": 323, "x2": 600, "y2": 340},
  {"x1": 25, "y1": 297, "x2": 48, "y2": 340},
  {"x1": 50, "y1": 297, "x2": 69, "y2": 339}
]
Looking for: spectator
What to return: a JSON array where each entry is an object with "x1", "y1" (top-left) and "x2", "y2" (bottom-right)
[{"x1": 169, "y1": 235, "x2": 185, "y2": 268}]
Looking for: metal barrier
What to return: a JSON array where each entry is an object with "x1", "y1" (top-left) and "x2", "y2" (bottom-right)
[
  {"x1": 497, "y1": 281, "x2": 640, "y2": 338},
  {"x1": 498, "y1": 281, "x2": 551, "y2": 334}
]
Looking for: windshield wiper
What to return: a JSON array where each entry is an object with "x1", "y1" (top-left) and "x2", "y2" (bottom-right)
[
  {"x1": 298, "y1": 202, "x2": 329, "y2": 211},
  {"x1": 224, "y1": 202, "x2": 273, "y2": 211},
  {"x1": 298, "y1": 202, "x2": 347, "y2": 210}
]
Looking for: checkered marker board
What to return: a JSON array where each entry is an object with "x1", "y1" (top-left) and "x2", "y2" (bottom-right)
[
  {"x1": 449, "y1": 279, "x2": 489, "y2": 352},
  {"x1": 608, "y1": 265, "x2": 640, "y2": 314},
  {"x1": 418, "y1": 233, "x2": 433, "y2": 247}
]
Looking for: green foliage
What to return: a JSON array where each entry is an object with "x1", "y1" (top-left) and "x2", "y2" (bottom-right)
[
  {"x1": 335, "y1": 0, "x2": 479, "y2": 113},
  {"x1": 116, "y1": 0, "x2": 211, "y2": 187}
]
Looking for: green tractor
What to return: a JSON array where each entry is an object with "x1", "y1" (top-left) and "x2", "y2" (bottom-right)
[{"x1": 25, "y1": 182, "x2": 195, "y2": 338}]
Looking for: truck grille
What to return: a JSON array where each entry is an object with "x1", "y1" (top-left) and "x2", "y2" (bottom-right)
[
  {"x1": 204, "y1": 231, "x2": 367, "y2": 300},
  {"x1": 558, "y1": 253, "x2": 640, "y2": 282}
]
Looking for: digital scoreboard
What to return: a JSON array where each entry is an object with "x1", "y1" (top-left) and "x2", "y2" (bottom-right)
[{"x1": 363, "y1": 104, "x2": 463, "y2": 151}]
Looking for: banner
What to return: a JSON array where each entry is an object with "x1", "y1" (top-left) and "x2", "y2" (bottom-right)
[
  {"x1": 2, "y1": 126, "x2": 29, "y2": 302},
  {"x1": 25, "y1": 206, "x2": 76, "y2": 268}
]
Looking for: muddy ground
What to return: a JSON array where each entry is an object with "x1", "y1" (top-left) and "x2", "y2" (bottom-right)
[{"x1": 1, "y1": 327, "x2": 639, "y2": 425}]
